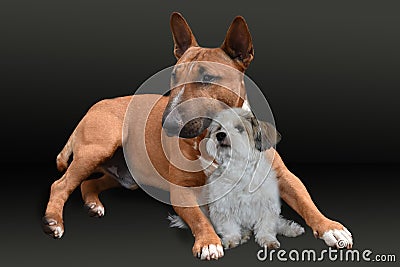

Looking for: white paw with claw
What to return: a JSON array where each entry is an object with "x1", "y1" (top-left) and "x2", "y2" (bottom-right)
[
  {"x1": 222, "y1": 235, "x2": 241, "y2": 249},
  {"x1": 319, "y1": 228, "x2": 353, "y2": 249},
  {"x1": 87, "y1": 203, "x2": 105, "y2": 217},
  {"x1": 53, "y1": 226, "x2": 64, "y2": 238},
  {"x1": 198, "y1": 244, "x2": 224, "y2": 260}
]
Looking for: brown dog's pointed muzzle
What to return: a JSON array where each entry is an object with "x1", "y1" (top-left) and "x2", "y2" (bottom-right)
[{"x1": 162, "y1": 108, "x2": 212, "y2": 138}]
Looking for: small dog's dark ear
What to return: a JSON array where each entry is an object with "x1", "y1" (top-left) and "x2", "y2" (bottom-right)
[
  {"x1": 205, "y1": 128, "x2": 211, "y2": 138},
  {"x1": 251, "y1": 118, "x2": 281, "y2": 151},
  {"x1": 170, "y1": 12, "x2": 198, "y2": 59}
]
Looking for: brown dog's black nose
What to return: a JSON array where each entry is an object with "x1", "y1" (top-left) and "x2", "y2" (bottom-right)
[{"x1": 216, "y1": 132, "x2": 227, "y2": 141}]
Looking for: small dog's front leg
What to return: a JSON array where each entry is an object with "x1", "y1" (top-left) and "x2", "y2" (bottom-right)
[
  {"x1": 213, "y1": 219, "x2": 242, "y2": 249},
  {"x1": 254, "y1": 212, "x2": 280, "y2": 249},
  {"x1": 240, "y1": 228, "x2": 252, "y2": 244}
]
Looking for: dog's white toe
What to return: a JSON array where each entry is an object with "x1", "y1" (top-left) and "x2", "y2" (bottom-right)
[
  {"x1": 216, "y1": 245, "x2": 224, "y2": 257},
  {"x1": 96, "y1": 206, "x2": 105, "y2": 217},
  {"x1": 53, "y1": 226, "x2": 64, "y2": 238},
  {"x1": 199, "y1": 244, "x2": 224, "y2": 260},
  {"x1": 321, "y1": 228, "x2": 353, "y2": 249},
  {"x1": 200, "y1": 246, "x2": 210, "y2": 260},
  {"x1": 86, "y1": 202, "x2": 105, "y2": 218}
]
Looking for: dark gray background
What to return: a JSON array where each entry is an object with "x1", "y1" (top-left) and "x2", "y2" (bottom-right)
[
  {"x1": 1, "y1": 0, "x2": 400, "y2": 165},
  {"x1": 0, "y1": 0, "x2": 399, "y2": 266}
]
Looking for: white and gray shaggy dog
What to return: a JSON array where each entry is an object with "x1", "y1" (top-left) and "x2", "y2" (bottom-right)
[
  {"x1": 170, "y1": 108, "x2": 304, "y2": 249},
  {"x1": 204, "y1": 108, "x2": 304, "y2": 249}
]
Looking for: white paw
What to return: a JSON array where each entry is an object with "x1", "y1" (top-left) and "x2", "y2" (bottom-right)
[
  {"x1": 320, "y1": 228, "x2": 353, "y2": 249},
  {"x1": 42, "y1": 217, "x2": 64, "y2": 239},
  {"x1": 256, "y1": 235, "x2": 280, "y2": 249},
  {"x1": 86, "y1": 203, "x2": 105, "y2": 218},
  {"x1": 53, "y1": 226, "x2": 64, "y2": 238},
  {"x1": 198, "y1": 244, "x2": 224, "y2": 260},
  {"x1": 222, "y1": 235, "x2": 242, "y2": 249}
]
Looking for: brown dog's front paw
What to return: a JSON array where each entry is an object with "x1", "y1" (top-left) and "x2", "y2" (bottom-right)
[
  {"x1": 313, "y1": 219, "x2": 353, "y2": 249},
  {"x1": 192, "y1": 236, "x2": 224, "y2": 260},
  {"x1": 85, "y1": 202, "x2": 105, "y2": 218},
  {"x1": 42, "y1": 215, "x2": 64, "y2": 239}
]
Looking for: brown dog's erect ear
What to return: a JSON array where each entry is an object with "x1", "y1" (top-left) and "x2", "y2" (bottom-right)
[
  {"x1": 251, "y1": 117, "x2": 281, "y2": 151},
  {"x1": 170, "y1": 12, "x2": 198, "y2": 59},
  {"x1": 221, "y1": 16, "x2": 254, "y2": 69}
]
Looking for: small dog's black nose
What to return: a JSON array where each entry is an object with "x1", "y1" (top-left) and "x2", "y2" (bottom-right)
[{"x1": 216, "y1": 132, "x2": 227, "y2": 141}]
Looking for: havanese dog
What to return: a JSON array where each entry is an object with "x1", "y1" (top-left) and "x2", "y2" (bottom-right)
[
  {"x1": 204, "y1": 108, "x2": 304, "y2": 249},
  {"x1": 169, "y1": 108, "x2": 304, "y2": 250}
]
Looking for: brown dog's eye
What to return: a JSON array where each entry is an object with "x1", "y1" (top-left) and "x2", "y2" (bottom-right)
[{"x1": 202, "y1": 74, "x2": 216, "y2": 83}]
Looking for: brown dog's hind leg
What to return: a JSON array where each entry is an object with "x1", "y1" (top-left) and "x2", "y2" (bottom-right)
[
  {"x1": 81, "y1": 173, "x2": 122, "y2": 218},
  {"x1": 42, "y1": 146, "x2": 117, "y2": 238}
]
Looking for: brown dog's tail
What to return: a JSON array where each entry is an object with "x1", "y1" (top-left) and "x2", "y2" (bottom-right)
[{"x1": 56, "y1": 130, "x2": 74, "y2": 172}]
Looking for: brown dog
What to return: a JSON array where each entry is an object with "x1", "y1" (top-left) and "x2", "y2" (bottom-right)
[{"x1": 42, "y1": 13, "x2": 352, "y2": 260}]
